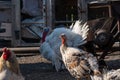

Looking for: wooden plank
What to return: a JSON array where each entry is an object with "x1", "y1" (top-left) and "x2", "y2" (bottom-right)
[
  {"x1": 89, "y1": 5, "x2": 110, "y2": 8},
  {"x1": 0, "y1": 47, "x2": 40, "y2": 53},
  {"x1": 54, "y1": 20, "x2": 75, "y2": 23},
  {"x1": 22, "y1": 22, "x2": 44, "y2": 25},
  {"x1": 16, "y1": 53, "x2": 39, "y2": 56},
  {"x1": 18, "y1": 43, "x2": 40, "y2": 47},
  {"x1": 0, "y1": 1, "x2": 12, "y2": 9}
]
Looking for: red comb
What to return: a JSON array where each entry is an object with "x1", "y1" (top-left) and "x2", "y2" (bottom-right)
[
  {"x1": 2, "y1": 47, "x2": 11, "y2": 60},
  {"x1": 2, "y1": 47, "x2": 7, "y2": 52}
]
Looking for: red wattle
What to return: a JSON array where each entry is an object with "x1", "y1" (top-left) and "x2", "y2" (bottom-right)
[
  {"x1": 42, "y1": 32, "x2": 47, "y2": 43},
  {"x1": 3, "y1": 54, "x2": 8, "y2": 60}
]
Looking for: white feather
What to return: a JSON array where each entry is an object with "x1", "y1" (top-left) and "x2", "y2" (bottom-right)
[
  {"x1": 87, "y1": 54, "x2": 99, "y2": 71},
  {"x1": 91, "y1": 69, "x2": 120, "y2": 80},
  {"x1": 0, "y1": 69, "x2": 24, "y2": 80},
  {"x1": 71, "y1": 20, "x2": 89, "y2": 40}
]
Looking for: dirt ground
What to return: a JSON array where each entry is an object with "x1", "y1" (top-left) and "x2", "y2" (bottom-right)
[
  {"x1": 17, "y1": 54, "x2": 74, "y2": 80},
  {"x1": 17, "y1": 51, "x2": 120, "y2": 80}
]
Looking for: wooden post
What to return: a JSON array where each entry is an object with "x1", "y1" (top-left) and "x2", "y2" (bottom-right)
[
  {"x1": 118, "y1": 20, "x2": 120, "y2": 31},
  {"x1": 11, "y1": 0, "x2": 15, "y2": 47},
  {"x1": 108, "y1": 5, "x2": 112, "y2": 17},
  {"x1": 78, "y1": 0, "x2": 88, "y2": 22},
  {"x1": 46, "y1": 0, "x2": 53, "y2": 29},
  {"x1": 42, "y1": 0, "x2": 47, "y2": 27},
  {"x1": 11, "y1": 0, "x2": 21, "y2": 47}
]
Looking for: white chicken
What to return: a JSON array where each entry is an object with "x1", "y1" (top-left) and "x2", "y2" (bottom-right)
[
  {"x1": 0, "y1": 47, "x2": 24, "y2": 80},
  {"x1": 39, "y1": 20, "x2": 89, "y2": 71},
  {"x1": 91, "y1": 69, "x2": 120, "y2": 80},
  {"x1": 60, "y1": 34, "x2": 101, "y2": 80}
]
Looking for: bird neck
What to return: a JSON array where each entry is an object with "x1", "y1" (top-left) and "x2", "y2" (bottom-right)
[
  {"x1": 61, "y1": 38, "x2": 67, "y2": 50},
  {"x1": 7, "y1": 55, "x2": 21, "y2": 75},
  {"x1": 62, "y1": 38, "x2": 67, "y2": 45},
  {"x1": 60, "y1": 37, "x2": 68, "y2": 55},
  {"x1": 0, "y1": 57, "x2": 6, "y2": 72},
  {"x1": 41, "y1": 32, "x2": 48, "y2": 43}
]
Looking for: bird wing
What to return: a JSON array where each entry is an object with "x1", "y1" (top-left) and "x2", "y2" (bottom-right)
[
  {"x1": 65, "y1": 48, "x2": 90, "y2": 69},
  {"x1": 67, "y1": 48, "x2": 99, "y2": 72},
  {"x1": 63, "y1": 48, "x2": 90, "y2": 78},
  {"x1": 71, "y1": 20, "x2": 89, "y2": 38},
  {"x1": 40, "y1": 42, "x2": 54, "y2": 61},
  {"x1": 71, "y1": 20, "x2": 89, "y2": 46},
  {"x1": 40, "y1": 42, "x2": 65, "y2": 71},
  {"x1": 63, "y1": 47, "x2": 100, "y2": 79}
]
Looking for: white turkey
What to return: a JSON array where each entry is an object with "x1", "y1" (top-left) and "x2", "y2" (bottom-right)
[
  {"x1": 39, "y1": 20, "x2": 89, "y2": 71},
  {"x1": 60, "y1": 34, "x2": 101, "y2": 80},
  {"x1": 91, "y1": 68, "x2": 120, "y2": 80},
  {"x1": 0, "y1": 47, "x2": 24, "y2": 80}
]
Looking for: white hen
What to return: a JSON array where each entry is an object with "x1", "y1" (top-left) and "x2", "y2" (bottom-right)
[
  {"x1": 39, "y1": 20, "x2": 89, "y2": 71},
  {"x1": 60, "y1": 34, "x2": 101, "y2": 80},
  {"x1": 0, "y1": 47, "x2": 24, "y2": 80}
]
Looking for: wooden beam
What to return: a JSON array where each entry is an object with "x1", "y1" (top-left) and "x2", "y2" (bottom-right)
[
  {"x1": 22, "y1": 22, "x2": 44, "y2": 25},
  {"x1": 78, "y1": 0, "x2": 88, "y2": 22},
  {"x1": 89, "y1": 5, "x2": 110, "y2": 8},
  {"x1": 0, "y1": 47, "x2": 39, "y2": 53},
  {"x1": 54, "y1": 20, "x2": 75, "y2": 23}
]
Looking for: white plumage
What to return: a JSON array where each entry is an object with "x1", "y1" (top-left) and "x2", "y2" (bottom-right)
[
  {"x1": 0, "y1": 69, "x2": 24, "y2": 80},
  {"x1": 39, "y1": 20, "x2": 89, "y2": 71},
  {"x1": 60, "y1": 34, "x2": 101, "y2": 80},
  {"x1": 91, "y1": 69, "x2": 120, "y2": 80},
  {"x1": 0, "y1": 47, "x2": 24, "y2": 80},
  {"x1": 71, "y1": 21, "x2": 89, "y2": 40}
]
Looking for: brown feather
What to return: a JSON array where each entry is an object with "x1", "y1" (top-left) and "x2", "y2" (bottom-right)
[
  {"x1": 80, "y1": 60, "x2": 90, "y2": 71},
  {"x1": 68, "y1": 60, "x2": 78, "y2": 69}
]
